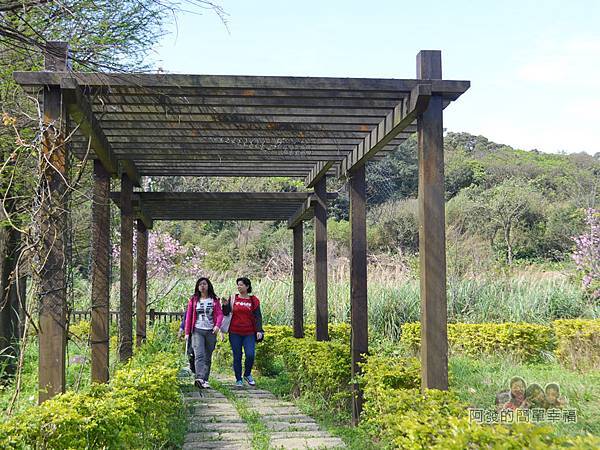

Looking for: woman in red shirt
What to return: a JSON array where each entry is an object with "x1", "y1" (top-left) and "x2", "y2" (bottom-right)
[{"x1": 222, "y1": 277, "x2": 263, "y2": 386}]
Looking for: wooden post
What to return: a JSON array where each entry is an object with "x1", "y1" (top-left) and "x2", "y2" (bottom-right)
[
  {"x1": 38, "y1": 41, "x2": 69, "y2": 403},
  {"x1": 350, "y1": 165, "x2": 368, "y2": 424},
  {"x1": 119, "y1": 174, "x2": 134, "y2": 362},
  {"x1": 91, "y1": 160, "x2": 110, "y2": 383},
  {"x1": 15, "y1": 275, "x2": 27, "y2": 341},
  {"x1": 0, "y1": 227, "x2": 21, "y2": 378},
  {"x1": 149, "y1": 308, "x2": 156, "y2": 327},
  {"x1": 293, "y1": 222, "x2": 304, "y2": 338},
  {"x1": 313, "y1": 177, "x2": 329, "y2": 341},
  {"x1": 136, "y1": 220, "x2": 148, "y2": 348},
  {"x1": 417, "y1": 50, "x2": 448, "y2": 390}
]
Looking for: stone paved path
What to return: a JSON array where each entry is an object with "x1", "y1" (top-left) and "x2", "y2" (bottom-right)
[
  {"x1": 181, "y1": 374, "x2": 345, "y2": 449},
  {"x1": 182, "y1": 387, "x2": 251, "y2": 450}
]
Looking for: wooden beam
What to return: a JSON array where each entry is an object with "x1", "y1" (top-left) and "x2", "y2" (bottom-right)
[
  {"x1": 314, "y1": 177, "x2": 329, "y2": 341},
  {"x1": 119, "y1": 174, "x2": 134, "y2": 362},
  {"x1": 287, "y1": 198, "x2": 313, "y2": 229},
  {"x1": 60, "y1": 79, "x2": 141, "y2": 187},
  {"x1": 305, "y1": 161, "x2": 334, "y2": 188},
  {"x1": 91, "y1": 160, "x2": 110, "y2": 383},
  {"x1": 94, "y1": 121, "x2": 419, "y2": 133},
  {"x1": 293, "y1": 223, "x2": 304, "y2": 339},
  {"x1": 349, "y1": 165, "x2": 368, "y2": 425},
  {"x1": 286, "y1": 192, "x2": 338, "y2": 229},
  {"x1": 136, "y1": 220, "x2": 148, "y2": 348},
  {"x1": 340, "y1": 84, "x2": 431, "y2": 177},
  {"x1": 38, "y1": 41, "x2": 68, "y2": 404},
  {"x1": 136, "y1": 204, "x2": 153, "y2": 230},
  {"x1": 417, "y1": 50, "x2": 448, "y2": 391},
  {"x1": 14, "y1": 71, "x2": 470, "y2": 95}
]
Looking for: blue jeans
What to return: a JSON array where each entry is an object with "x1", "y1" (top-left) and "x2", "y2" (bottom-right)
[{"x1": 229, "y1": 333, "x2": 256, "y2": 381}]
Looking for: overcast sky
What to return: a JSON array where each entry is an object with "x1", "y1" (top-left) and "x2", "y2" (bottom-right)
[{"x1": 154, "y1": 0, "x2": 600, "y2": 155}]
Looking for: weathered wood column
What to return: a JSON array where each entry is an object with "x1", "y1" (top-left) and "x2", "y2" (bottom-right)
[
  {"x1": 91, "y1": 160, "x2": 110, "y2": 383},
  {"x1": 0, "y1": 224, "x2": 21, "y2": 378},
  {"x1": 38, "y1": 41, "x2": 69, "y2": 403},
  {"x1": 136, "y1": 220, "x2": 148, "y2": 348},
  {"x1": 350, "y1": 165, "x2": 368, "y2": 424},
  {"x1": 313, "y1": 177, "x2": 329, "y2": 341},
  {"x1": 119, "y1": 174, "x2": 134, "y2": 361},
  {"x1": 417, "y1": 50, "x2": 448, "y2": 390},
  {"x1": 293, "y1": 222, "x2": 304, "y2": 338}
]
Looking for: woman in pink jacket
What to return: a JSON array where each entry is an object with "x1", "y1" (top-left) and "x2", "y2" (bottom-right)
[{"x1": 184, "y1": 277, "x2": 224, "y2": 389}]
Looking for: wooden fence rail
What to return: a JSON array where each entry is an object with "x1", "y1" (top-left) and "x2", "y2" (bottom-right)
[{"x1": 70, "y1": 309, "x2": 184, "y2": 326}]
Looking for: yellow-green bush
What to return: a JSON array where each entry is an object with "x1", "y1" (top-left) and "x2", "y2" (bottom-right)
[
  {"x1": 401, "y1": 322, "x2": 555, "y2": 362},
  {"x1": 359, "y1": 354, "x2": 420, "y2": 390},
  {"x1": 553, "y1": 319, "x2": 600, "y2": 370},
  {"x1": 279, "y1": 336, "x2": 352, "y2": 411},
  {"x1": 255, "y1": 323, "x2": 350, "y2": 375},
  {"x1": 69, "y1": 319, "x2": 91, "y2": 341},
  {"x1": 360, "y1": 384, "x2": 600, "y2": 449},
  {"x1": 0, "y1": 349, "x2": 184, "y2": 449}
]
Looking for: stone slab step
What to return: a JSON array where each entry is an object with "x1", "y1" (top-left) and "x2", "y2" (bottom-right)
[
  {"x1": 270, "y1": 430, "x2": 334, "y2": 438},
  {"x1": 187, "y1": 422, "x2": 249, "y2": 433},
  {"x1": 269, "y1": 437, "x2": 346, "y2": 449},
  {"x1": 266, "y1": 421, "x2": 322, "y2": 432},
  {"x1": 184, "y1": 431, "x2": 252, "y2": 443},
  {"x1": 183, "y1": 441, "x2": 252, "y2": 450}
]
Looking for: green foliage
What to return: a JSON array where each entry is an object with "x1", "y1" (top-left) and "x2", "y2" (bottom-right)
[
  {"x1": 401, "y1": 322, "x2": 556, "y2": 362},
  {"x1": 360, "y1": 379, "x2": 600, "y2": 449},
  {"x1": 359, "y1": 355, "x2": 420, "y2": 391},
  {"x1": 553, "y1": 319, "x2": 600, "y2": 371},
  {"x1": 0, "y1": 332, "x2": 185, "y2": 449},
  {"x1": 279, "y1": 337, "x2": 352, "y2": 412},
  {"x1": 368, "y1": 199, "x2": 419, "y2": 253}
]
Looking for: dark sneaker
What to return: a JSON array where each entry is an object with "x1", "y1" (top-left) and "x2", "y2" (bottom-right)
[
  {"x1": 235, "y1": 380, "x2": 244, "y2": 387},
  {"x1": 244, "y1": 375, "x2": 256, "y2": 386},
  {"x1": 201, "y1": 380, "x2": 210, "y2": 389},
  {"x1": 195, "y1": 379, "x2": 205, "y2": 389}
]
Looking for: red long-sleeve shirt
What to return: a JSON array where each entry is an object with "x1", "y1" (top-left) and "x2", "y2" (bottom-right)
[{"x1": 229, "y1": 294, "x2": 262, "y2": 336}]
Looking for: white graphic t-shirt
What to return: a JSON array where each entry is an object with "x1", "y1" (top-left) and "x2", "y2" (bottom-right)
[{"x1": 195, "y1": 297, "x2": 215, "y2": 330}]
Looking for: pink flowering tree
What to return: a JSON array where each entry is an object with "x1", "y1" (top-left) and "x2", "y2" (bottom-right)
[
  {"x1": 112, "y1": 230, "x2": 205, "y2": 279},
  {"x1": 572, "y1": 208, "x2": 600, "y2": 301}
]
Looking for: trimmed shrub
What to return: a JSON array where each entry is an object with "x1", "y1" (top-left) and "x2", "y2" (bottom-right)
[
  {"x1": 553, "y1": 319, "x2": 600, "y2": 370},
  {"x1": 279, "y1": 336, "x2": 351, "y2": 411},
  {"x1": 360, "y1": 385, "x2": 600, "y2": 449},
  {"x1": 360, "y1": 354, "x2": 420, "y2": 391},
  {"x1": 401, "y1": 322, "x2": 555, "y2": 362},
  {"x1": 0, "y1": 344, "x2": 184, "y2": 448}
]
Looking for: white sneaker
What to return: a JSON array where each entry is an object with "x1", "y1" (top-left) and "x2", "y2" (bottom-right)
[{"x1": 201, "y1": 380, "x2": 210, "y2": 389}]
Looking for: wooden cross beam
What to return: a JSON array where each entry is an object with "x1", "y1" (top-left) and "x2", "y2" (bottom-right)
[
  {"x1": 339, "y1": 84, "x2": 432, "y2": 177},
  {"x1": 305, "y1": 161, "x2": 334, "y2": 188},
  {"x1": 60, "y1": 78, "x2": 141, "y2": 186}
]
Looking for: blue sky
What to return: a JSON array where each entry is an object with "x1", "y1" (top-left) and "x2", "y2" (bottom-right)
[{"x1": 154, "y1": 0, "x2": 600, "y2": 154}]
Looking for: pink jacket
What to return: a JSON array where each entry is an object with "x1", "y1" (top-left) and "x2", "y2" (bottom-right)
[{"x1": 184, "y1": 295, "x2": 224, "y2": 336}]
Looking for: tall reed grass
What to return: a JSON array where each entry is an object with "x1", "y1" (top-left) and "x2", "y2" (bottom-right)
[{"x1": 92, "y1": 272, "x2": 598, "y2": 342}]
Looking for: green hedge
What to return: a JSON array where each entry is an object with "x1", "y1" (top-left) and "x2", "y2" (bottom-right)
[
  {"x1": 401, "y1": 322, "x2": 556, "y2": 362},
  {"x1": 401, "y1": 320, "x2": 600, "y2": 366},
  {"x1": 359, "y1": 385, "x2": 600, "y2": 449},
  {"x1": 250, "y1": 322, "x2": 600, "y2": 449},
  {"x1": 0, "y1": 339, "x2": 184, "y2": 448},
  {"x1": 258, "y1": 323, "x2": 350, "y2": 375},
  {"x1": 554, "y1": 319, "x2": 600, "y2": 370}
]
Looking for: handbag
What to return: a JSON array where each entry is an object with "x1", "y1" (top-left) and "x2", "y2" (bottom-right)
[{"x1": 220, "y1": 294, "x2": 235, "y2": 333}]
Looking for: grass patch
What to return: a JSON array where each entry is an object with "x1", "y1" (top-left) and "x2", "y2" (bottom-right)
[
  {"x1": 210, "y1": 378, "x2": 271, "y2": 450},
  {"x1": 450, "y1": 355, "x2": 600, "y2": 437}
]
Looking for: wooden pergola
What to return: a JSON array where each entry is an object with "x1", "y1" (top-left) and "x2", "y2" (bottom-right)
[{"x1": 14, "y1": 42, "x2": 469, "y2": 422}]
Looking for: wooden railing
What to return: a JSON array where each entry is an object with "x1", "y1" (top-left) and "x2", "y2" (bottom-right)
[{"x1": 70, "y1": 309, "x2": 184, "y2": 326}]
